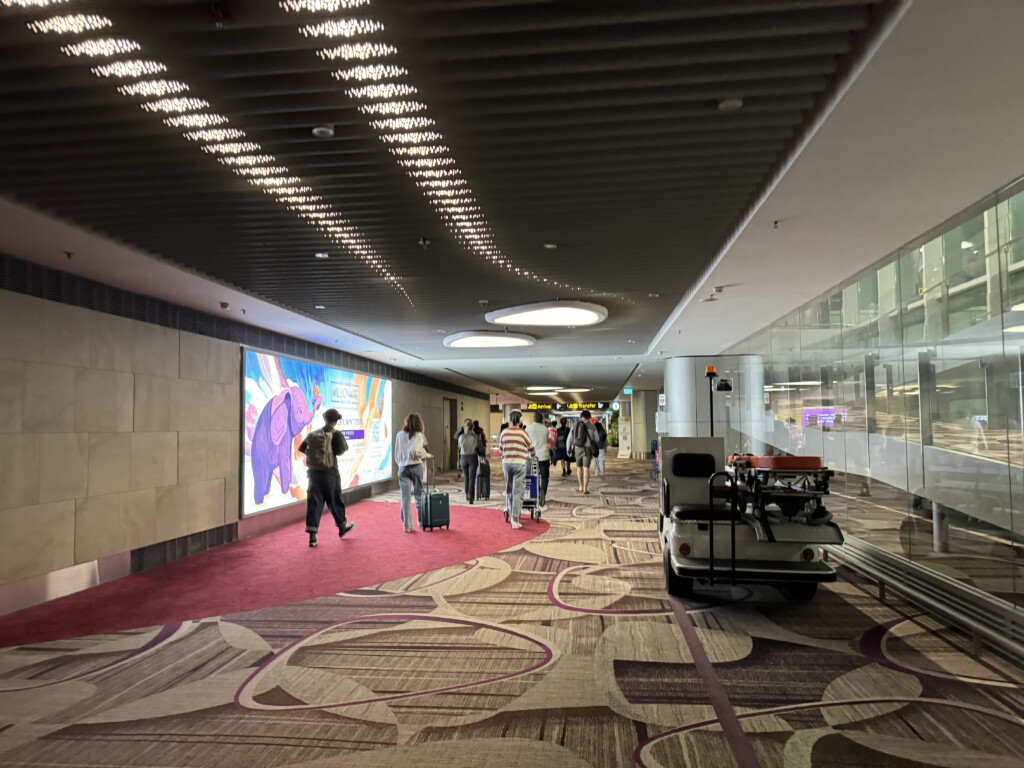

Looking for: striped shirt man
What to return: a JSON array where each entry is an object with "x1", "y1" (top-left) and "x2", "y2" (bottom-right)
[{"x1": 499, "y1": 425, "x2": 533, "y2": 465}]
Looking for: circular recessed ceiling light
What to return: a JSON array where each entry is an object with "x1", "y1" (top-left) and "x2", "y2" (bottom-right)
[
  {"x1": 443, "y1": 331, "x2": 534, "y2": 348},
  {"x1": 485, "y1": 300, "x2": 607, "y2": 327},
  {"x1": 314, "y1": 252, "x2": 329, "y2": 259},
  {"x1": 718, "y1": 97, "x2": 744, "y2": 111}
]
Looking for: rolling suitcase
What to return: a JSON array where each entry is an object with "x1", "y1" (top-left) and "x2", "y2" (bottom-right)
[
  {"x1": 419, "y1": 458, "x2": 450, "y2": 531},
  {"x1": 476, "y1": 458, "x2": 491, "y2": 500}
]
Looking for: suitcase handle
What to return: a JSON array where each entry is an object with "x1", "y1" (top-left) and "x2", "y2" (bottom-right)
[{"x1": 425, "y1": 455, "x2": 437, "y2": 491}]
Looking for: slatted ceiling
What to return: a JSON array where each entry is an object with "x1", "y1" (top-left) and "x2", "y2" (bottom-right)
[{"x1": 0, "y1": 0, "x2": 888, "y2": 399}]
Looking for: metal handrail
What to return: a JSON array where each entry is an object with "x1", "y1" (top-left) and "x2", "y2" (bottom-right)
[{"x1": 708, "y1": 471, "x2": 738, "y2": 586}]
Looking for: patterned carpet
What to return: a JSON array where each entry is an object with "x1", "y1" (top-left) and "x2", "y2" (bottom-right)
[{"x1": 0, "y1": 458, "x2": 1022, "y2": 767}]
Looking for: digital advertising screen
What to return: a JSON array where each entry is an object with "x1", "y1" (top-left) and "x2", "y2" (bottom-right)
[
  {"x1": 242, "y1": 350, "x2": 392, "y2": 516},
  {"x1": 802, "y1": 407, "x2": 847, "y2": 428}
]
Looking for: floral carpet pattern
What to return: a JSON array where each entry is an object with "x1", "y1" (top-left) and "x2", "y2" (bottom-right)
[{"x1": 0, "y1": 458, "x2": 1022, "y2": 767}]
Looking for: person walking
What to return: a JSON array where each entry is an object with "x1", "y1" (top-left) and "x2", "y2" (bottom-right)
[
  {"x1": 568, "y1": 410, "x2": 600, "y2": 495},
  {"x1": 554, "y1": 417, "x2": 572, "y2": 476},
  {"x1": 499, "y1": 410, "x2": 534, "y2": 529},
  {"x1": 298, "y1": 408, "x2": 355, "y2": 548},
  {"x1": 525, "y1": 411, "x2": 551, "y2": 511},
  {"x1": 457, "y1": 417, "x2": 482, "y2": 504},
  {"x1": 394, "y1": 413, "x2": 433, "y2": 533},
  {"x1": 473, "y1": 420, "x2": 487, "y2": 454},
  {"x1": 593, "y1": 417, "x2": 608, "y2": 477}
]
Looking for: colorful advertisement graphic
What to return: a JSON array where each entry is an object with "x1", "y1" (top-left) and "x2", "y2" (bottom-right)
[{"x1": 242, "y1": 350, "x2": 392, "y2": 516}]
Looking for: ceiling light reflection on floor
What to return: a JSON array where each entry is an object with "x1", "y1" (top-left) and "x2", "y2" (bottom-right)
[{"x1": 485, "y1": 301, "x2": 608, "y2": 327}]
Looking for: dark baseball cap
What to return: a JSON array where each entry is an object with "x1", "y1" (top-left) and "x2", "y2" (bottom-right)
[{"x1": 323, "y1": 408, "x2": 341, "y2": 422}]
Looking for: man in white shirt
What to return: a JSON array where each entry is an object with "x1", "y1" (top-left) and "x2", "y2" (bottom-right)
[{"x1": 525, "y1": 411, "x2": 551, "y2": 511}]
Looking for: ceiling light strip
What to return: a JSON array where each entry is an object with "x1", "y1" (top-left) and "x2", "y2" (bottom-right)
[
  {"x1": 279, "y1": 2, "x2": 626, "y2": 300},
  {"x1": 19, "y1": 3, "x2": 411, "y2": 305}
]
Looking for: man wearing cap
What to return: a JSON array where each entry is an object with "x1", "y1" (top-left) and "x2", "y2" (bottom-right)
[{"x1": 298, "y1": 408, "x2": 355, "y2": 547}]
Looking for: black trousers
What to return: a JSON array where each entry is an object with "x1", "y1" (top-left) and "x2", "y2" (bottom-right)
[
  {"x1": 537, "y1": 459, "x2": 550, "y2": 506},
  {"x1": 460, "y1": 454, "x2": 479, "y2": 501},
  {"x1": 305, "y1": 470, "x2": 347, "y2": 534}
]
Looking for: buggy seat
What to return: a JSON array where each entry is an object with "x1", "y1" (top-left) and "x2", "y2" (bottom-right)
[{"x1": 660, "y1": 437, "x2": 736, "y2": 521}]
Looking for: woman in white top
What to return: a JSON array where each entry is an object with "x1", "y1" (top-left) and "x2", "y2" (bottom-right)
[{"x1": 394, "y1": 413, "x2": 433, "y2": 533}]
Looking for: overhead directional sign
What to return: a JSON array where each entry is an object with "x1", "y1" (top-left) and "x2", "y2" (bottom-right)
[{"x1": 526, "y1": 402, "x2": 608, "y2": 411}]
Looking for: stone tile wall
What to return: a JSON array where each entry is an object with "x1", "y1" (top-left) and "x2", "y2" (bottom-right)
[{"x1": 0, "y1": 290, "x2": 240, "y2": 585}]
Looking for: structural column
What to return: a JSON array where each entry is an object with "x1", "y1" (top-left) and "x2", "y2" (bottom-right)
[{"x1": 664, "y1": 355, "x2": 764, "y2": 449}]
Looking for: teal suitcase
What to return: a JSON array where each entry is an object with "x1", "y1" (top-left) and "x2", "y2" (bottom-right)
[{"x1": 419, "y1": 459, "x2": 450, "y2": 531}]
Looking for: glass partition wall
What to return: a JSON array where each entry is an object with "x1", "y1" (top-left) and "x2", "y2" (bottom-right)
[{"x1": 725, "y1": 179, "x2": 1024, "y2": 608}]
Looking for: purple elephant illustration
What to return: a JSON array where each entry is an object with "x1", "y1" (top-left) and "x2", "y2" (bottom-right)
[{"x1": 251, "y1": 383, "x2": 321, "y2": 504}]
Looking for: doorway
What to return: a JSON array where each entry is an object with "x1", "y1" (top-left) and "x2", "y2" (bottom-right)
[{"x1": 442, "y1": 398, "x2": 458, "y2": 473}]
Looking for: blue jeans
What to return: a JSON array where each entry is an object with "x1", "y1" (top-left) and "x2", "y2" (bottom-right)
[
  {"x1": 399, "y1": 464, "x2": 423, "y2": 529},
  {"x1": 503, "y1": 461, "x2": 526, "y2": 523}
]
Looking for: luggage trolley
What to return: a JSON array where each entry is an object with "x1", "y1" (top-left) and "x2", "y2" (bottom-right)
[{"x1": 504, "y1": 457, "x2": 541, "y2": 522}]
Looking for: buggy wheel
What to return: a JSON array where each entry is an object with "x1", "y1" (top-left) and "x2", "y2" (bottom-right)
[
  {"x1": 663, "y1": 544, "x2": 694, "y2": 598},
  {"x1": 787, "y1": 582, "x2": 818, "y2": 601}
]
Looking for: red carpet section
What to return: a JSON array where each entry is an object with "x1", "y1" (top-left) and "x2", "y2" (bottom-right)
[{"x1": 0, "y1": 500, "x2": 547, "y2": 649}]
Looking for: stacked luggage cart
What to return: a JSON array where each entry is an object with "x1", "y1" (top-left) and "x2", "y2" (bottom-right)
[{"x1": 504, "y1": 457, "x2": 543, "y2": 522}]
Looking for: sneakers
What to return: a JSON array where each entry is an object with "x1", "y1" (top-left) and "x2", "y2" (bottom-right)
[
  {"x1": 338, "y1": 521, "x2": 355, "y2": 538},
  {"x1": 404, "y1": 527, "x2": 414, "y2": 533},
  {"x1": 511, "y1": 521, "x2": 523, "y2": 530},
  {"x1": 308, "y1": 534, "x2": 318, "y2": 548}
]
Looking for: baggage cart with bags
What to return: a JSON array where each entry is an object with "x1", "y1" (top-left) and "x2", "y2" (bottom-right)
[
  {"x1": 419, "y1": 458, "x2": 450, "y2": 531},
  {"x1": 504, "y1": 458, "x2": 540, "y2": 522}
]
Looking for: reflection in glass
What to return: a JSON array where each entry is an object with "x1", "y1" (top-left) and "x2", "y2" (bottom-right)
[{"x1": 724, "y1": 184, "x2": 1024, "y2": 607}]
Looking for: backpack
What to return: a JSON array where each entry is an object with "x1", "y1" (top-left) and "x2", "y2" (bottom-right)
[
  {"x1": 573, "y1": 421, "x2": 594, "y2": 456},
  {"x1": 556, "y1": 429, "x2": 567, "y2": 451},
  {"x1": 595, "y1": 421, "x2": 608, "y2": 450},
  {"x1": 305, "y1": 428, "x2": 335, "y2": 471}
]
